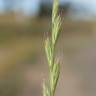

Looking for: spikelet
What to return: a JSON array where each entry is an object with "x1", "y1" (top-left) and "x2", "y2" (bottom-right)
[{"x1": 43, "y1": 0, "x2": 61, "y2": 96}]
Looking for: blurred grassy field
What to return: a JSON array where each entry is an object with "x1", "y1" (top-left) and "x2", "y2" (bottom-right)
[
  {"x1": 0, "y1": 16, "x2": 96, "y2": 96},
  {"x1": 0, "y1": 17, "x2": 96, "y2": 75}
]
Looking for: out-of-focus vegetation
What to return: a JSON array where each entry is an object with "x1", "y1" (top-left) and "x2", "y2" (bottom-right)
[
  {"x1": 1, "y1": 1, "x2": 96, "y2": 96},
  {"x1": 0, "y1": 10, "x2": 96, "y2": 96}
]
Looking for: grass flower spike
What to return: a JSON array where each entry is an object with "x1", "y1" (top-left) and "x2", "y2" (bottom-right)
[{"x1": 43, "y1": 0, "x2": 61, "y2": 96}]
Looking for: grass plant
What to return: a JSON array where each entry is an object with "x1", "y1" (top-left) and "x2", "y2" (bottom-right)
[{"x1": 43, "y1": 0, "x2": 61, "y2": 96}]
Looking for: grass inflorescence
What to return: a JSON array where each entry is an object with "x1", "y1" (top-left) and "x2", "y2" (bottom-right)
[{"x1": 43, "y1": 0, "x2": 61, "y2": 96}]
